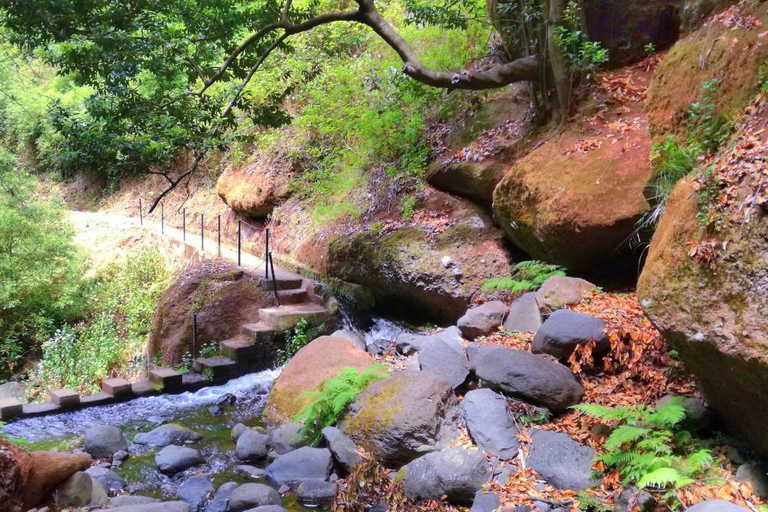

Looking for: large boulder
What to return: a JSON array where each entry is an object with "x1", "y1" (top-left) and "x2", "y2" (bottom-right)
[
  {"x1": 228, "y1": 483, "x2": 282, "y2": 512},
  {"x1": 268, "y1": 423, "x2": 307, "y2": 455},
  {"x1": 341, "y1": 370, "x2": 462, "y2": 467},
  {"x1": 680, "y1": 0, "x2": 738, "y2": 30},
  {"x1": 235, "y1": 430, "x2": 270, "y2": 461},
  {"x1": 467, "y1": 345, "x2": 584, "y2": 411},
  {"x1": 417, "y1": 330, "x2": 470, "y2": 389},
  {"x1": 457, "y1": 301, "x2": 507, "y2": 340},
  {"x1": 526, "y1": 430, "x2": 597, "y2": 491},
  {"x1": 321, "y1": 427, "x2": 362, "y2": 473},
  {"x1": 216, "y1": 153, "x2": 297, "y2": 219},
  {"x1": 56, "y1": 471, "x2": 93, "y2": 507},
  {"x1": 399, "y1": 447, "x2": 490, "y2": 506},
  {"x1": 686, "y1": 501, "x2": 750, "y2": 512},
  {"x1": 532, "y1": 310, "x2": 609, "y2": 360},
  {"x1": 84, "y1": 425, "x2": 127, "y2": 459},
  {"x1": 263, "y1": 447, "x2": 333, "y2": 486},
  {"x1": 148, "y1": 262, "x2": 277, "y2": 365},
  {"x1": 85, "y1": 467, "x2": 126, "y2": 492},
  {"x1": 134, "y1": 424, "x2": 202, "y2": 448},
  {"x1": 154, "y1": 445, "x2": 204, "y2": 476},
  {"x1": 461, "y1": 389, "x2": 519, "y2": 460},
  {"x1": 176, "y1": 476, "x2": 214, "y2": 511},
  {"x1": 536, "y1": 276, "x2": 595, "y2": 312},
  {"x1": 94, "y1": 502, "x2": 191, "y2": 512},
  {"x1": 492, "y1": 66, "x2": 653, "y2": 272},
  {"x1": 264, "y1": 336, "x2": 375, "y2": 425}
]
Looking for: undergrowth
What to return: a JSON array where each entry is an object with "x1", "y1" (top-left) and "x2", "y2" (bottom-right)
[
  {"x1": 276, "y1": 318, "x2": 326, "y2": 366},
  {"x1": 483, "y1": 260, "x2": 566, "y2": 293},
  {"x1": 574, "y1": 398, "x2": 713, "y2": 506},
  {"x1": 295, "y1": 364, "x2": 389, "y2": 446}
]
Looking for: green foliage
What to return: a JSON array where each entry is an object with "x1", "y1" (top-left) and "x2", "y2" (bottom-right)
[
  {"x1": 760, "y1": 61, "x2": 768, "y2": 93},
  {"x1": 576, "y1": 491, "x2": 611, "y2": 512},
  {"x1": 696, "y1": 165, "x2": 724, "y2": 231},
  {"x1": 276, "y1": 318, "x2": 326, "y2": 366},
  {"x1": 554, "y1": 2, "x2": 608, "y2": 73},
  {"x1": 202, "y1": 367, "x2": 215, "y2": 381},
  {"x1": 0, "y1": 169, "x2": 86, "y2": 379},
  {"x1": 200, "y1": 339, "x2": 219, "y2": 359},
  {"x1": 688, "y1": 80, "x2": 731, "y2": 156},
  {"x1": 0, "y1": 421, "x2": 28, "y2": 446},
  {"x1": 482, "y1": 260, "x2": 566, "y2": 293},
  {"x1": 573, "y1": 398, "x2": 713, "y2": 497},
  {"x1": 644, "y1": 43, "x2": 657, "y2": 57},
  {"x1": 401, "y1": 195, "x2": 417, "y2": 221},
  {"x1": 34, "y1": 248, "x2": 170, "y2": 394},
  {"x1": 295, "y1": 364, "x2": 389, "y2": 446}
]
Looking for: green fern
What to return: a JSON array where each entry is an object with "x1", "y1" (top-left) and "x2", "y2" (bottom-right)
[
  {"x1": 573, "y1": 397, "x2": 712, "y2": 495},
  {"x1": 482, "y1": 261, "x2": 566, "y2": 293},
  {"x1": 295, "y1": 364, "x2": 389, "y2": 446}
]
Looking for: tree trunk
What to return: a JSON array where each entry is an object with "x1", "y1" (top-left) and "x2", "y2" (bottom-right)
[{"x1": 545, "y1": 0, "x2": 570, "y2": 123}]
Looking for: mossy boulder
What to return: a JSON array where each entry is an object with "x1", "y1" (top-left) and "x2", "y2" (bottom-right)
[
  {"x1": 216, "y1": 153, "x2": 297, "y2": 219},
  {"x1": 638, "y1": 101, "x2": 768, "y2": 455},
  {"x1": 492, "y1": 67, "x2": 652, "y2": 271},
  {"x1": 340, "y1": 370, "x2": 462, "y2": 468},
  {"x1": 148, "y1": 261, "x2": 276, "y2": 365},
  {"x1": 680, "y1": 0, "x2": 738, "y2": 31},
  {"x1": 263, "y1": 336, "x2": 375, "y2": 426},
  {"x1": 647, "y1": 1, "x2": 768, "y2": 143}
]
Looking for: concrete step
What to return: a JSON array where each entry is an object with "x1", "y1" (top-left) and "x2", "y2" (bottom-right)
[
  {"x1": 277, "y1": 288, "x2": 308, "y2": 305},
  {"x1": 220, "y1": 336, "x2": 255, "y2": 361},
  {"x1": 259, "y1": 275, "x2": 304, "y2": 291},
  {"x1": 259, "y1": 304, "x2": 332, "y2": 331},
  {"x1": 193, "y1": 356, "x2": 239, "y2": 380}
]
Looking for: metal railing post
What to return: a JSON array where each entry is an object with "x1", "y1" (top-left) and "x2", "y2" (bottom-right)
[
  {"x1": 183, "y1": 208, "x2": 186, "y2": 241},
  {"x1": 269, "y1": 252, "x2": 280, "y2": 306},
  {"x1": 201, "y1": 214, "x2": 204, "y2": 253},
  {"x1": 265, "y1": 228, "x2": 270, "y2": 279},
  {"x1": 192, "y1": 313, "x2": 198, "y2": 360},
  {"x1": 161, "y1": 203, "x2": 164, "y2": 235},
  {"x1": 217, "y1": 215, "x2": 221, "y2": 257},
  {"x1": 237, "y1": 220, "x2": 242, "y2": 267},
  {"x1": 139, "y1": 198, "x2": 143, "y2": 226}
]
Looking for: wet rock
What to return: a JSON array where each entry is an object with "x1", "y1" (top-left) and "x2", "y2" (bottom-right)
[
  {"x1": 503, "y1": 293, "x2": 542, "y2": 334},
  {"x1": 400, "y1": 447, "x2": 490, "y2": 506},
  {"x1": 532, "y1": 310, "x2": 609, "y2": 360},
  {"x1": 332, "y1": 330, "x2": 367, "y2": 352},
  {"x1": 232, "y1": 423, "x2": 248, "y2": 441},
  {"x1": 341, "y1": 370, "x2": 461, "y2": 467},
  {"x1": 84, "y1": 425, "x2": 128, "y2": 459},
  {"x1": 471, "y1": 490, "x2": 501, "y2": 512},
  {"x1": 243, "y1": 507, "x2": 286, "y2": 512},
  {"x1": 264, "y1": 447, "x2": 333, "y2": 487},
  {"x1": 297, "y1": 480, "x2": 337, "y2": 504},
  {"x1": 208, "y1": 482, "x2": 238, "y2": 512},
  {"x1": 94, "y1": 501, "x2": 191, "y2": 512},
  {"x1": 134, "y1": 424, "x2": 202, "y2": 448},
  {"x1": 616, "y1": 487, "x2": 656, "y2": 512},
  {"x1": 736, "y1": 462, "x2": 768, "y2": 498},
  {"x1": 268, "y1": 423, "x2": 307, "y2": 455},
  {"x1": 418, "y1": 330, "x2": 470, "y2": 389},
  {"x1": 461, "y1": 389, "x2": 519, "y2": 460},
  {"x1": 322, "y1": 427, "x2": 362, "y2": 473},
  {"x1": 235, "y1": 430, "x2": 270, "y2": 461},
  {"x1": 467, "y1": 345, "x2": 584, "y2": 411},
  {"x1": 535, "y1": 277, "x2": 595, "y2": 311},
  {"x1": 85, "y1": 466, "x2": 126, "y2": 491},
  {"x1": 229, "y1": 483, "x2": 282, "y2": 512},
  {"x1": 109, "y1": 496, "x2": 160, "y2": 507},
  {"x1": 56, "y1": 471, "x2": 93, "y2": 507},
  {"x1": 395, "y1": 333, "x2": 427, "y2": 355},
  {"x1": 655, "y1": 395, "x2": 712, "y2": 434},
  {"x1": 526, "y1": 430, "x2": 597, "y2": 491},
  {"x1": 458, "y1": 301, "x2": 507, "y2": 340},
  {"x1": 236, "y1": 465, "x2": 265, "y2": 479},
  {"x1": 264, "y1": 336, "x2": 375, "y2": 425},
  {"x1": 155, "y1": 445, "x2": 204, "y2": 476},
  {"x1": 177, "y1": 476, "x2": 214, "y2": 511},
  {"x1": 686, "y1": 501, "x2": 750, "y2": 512},
  {"x1": 369, "y1": 338, "x2": 394, "y2": 356},
  {"x1": 112, "y1": 450, "x2": 128, "y2": 462},
  {"x1": 216, "y1": 393, "x2": 237, "y2": 406}
]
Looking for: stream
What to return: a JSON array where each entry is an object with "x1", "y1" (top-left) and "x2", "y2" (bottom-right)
[{"x1": 1, "y1": 318, "x2": 412, "y2": 510}]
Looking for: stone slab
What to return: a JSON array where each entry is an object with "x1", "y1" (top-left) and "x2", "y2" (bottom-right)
[
  {"x1": 101, "y1": 378, "x2": 133, "y2": 398},
  {"x1": 0, "y1": 398, "x2": 23, "y2": 420},
  {"x1": 149, "y1": 368, "x2": 183, "y2": 392},
  {"x1": 49, "y1": 388, "x2": 81, "y2": 408}
]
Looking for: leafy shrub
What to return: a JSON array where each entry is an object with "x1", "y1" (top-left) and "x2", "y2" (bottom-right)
[
  {"x1": 554, "y1": 2, "x2": 609, "y2": 73},
  {"x1": 482, "y1": 260, "x2": 566, "y2": 293},
  {"x1": 296, "y1": 364, "x2": 389, "y2": 445},
  {"x1": 276, "y1": 318, "x2": 326, "y2": 365},
  {"x1": 573, "y1": 398, "x2": 713, "y2": 496}
]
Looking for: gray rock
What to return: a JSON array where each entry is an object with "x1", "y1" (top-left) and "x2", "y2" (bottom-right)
[
  {"x1": 242, "y1": 507, "x2": 286, "y2": 512},
  {"x1": 236, "y1": 429, "x2": 270, "y2": 461},
  {"x1": 94, "y1": 501, "x2": 191, "y2": 512},
  {"x1": 369, "y1": 337, "x2": 394, "y2": 355},
  {"x1": 471, "y1": 490, "x2": 501, "y2": 512},
  {"x1": 526, "y1": 430, "x2": 597, "y2": 491},
  {"x1": 494, "y1": 465, "x2": 517, "y2": 485},
  {"x1": 400, "y1": 447, "x2": 490, "y2": 506},
  {"x1": 616, "y1": 487, "x2": 655, "y2": 512},
  {"x1": 232, "y1": 423, "x2": 248, "y2": 441},
  {"x1": 90, "y1": 480, "x2": 109, "y2": 507},
  {"x1": 113, "y1": 450, "x2": 129, "y2": 462},
  {"x1": 84, "y1": 425, "x2": 128, "y2": 459},
  {"x1": 686, "y1": 501, "x2": 750, "y2": 512},
  {"x1": 656, "y1": 395, "x2": 712, "y2": 434},
  {"x1": 135, "y1": 424, "x2": 202, "y2": 447},
  {"x1": 177, "y1": 476, "x2": 214, "y2": 511},
  {"x1": 536, "y1": 276, "x2": 595, "y2": 311},
  {"x1": 229, "y1": 483, "x2": 282, "y2": 512},
  {"x1": 418, "y1": 331, "x2": 470, "y2": 389},
  {"x1": 209, "y1": 481, "x2": 238, "y2": 512},
  {"x1": 155, "y1": 445, "x2": 204, "y2": 475},
  {"x1": 85, "y1": 466, "x2": 126, "y2": 491},
  {"x1": 56, "y1": 471, "x2": 93, "y2": 507},
  {"x1": 458, "y1": 301, "x2": 507, "y2": 339},
  {"x1": 332, "y1": 329, "x2": 367, "y2": 352},
  {"x1": 236, "y1": 465, "x2": 265, "y2": 479},
  {"x1": 462, "y1": 388, "x2": 519, "y2": 460},
  {"x1": 109, "y1": 496, "x2": 161, "y2": 507},
  {"x1": 268, "y1": 423, "x2": 307, "y2": 455},
  {"x1": 341, "y1": 370, "x2": 462, "y2": 467},
  {"x1": 532, "y1": 310, "x2": 609, "y2": 360},
  {"x1": 467, "y1": 344, "x2": 584, "y2": 411},
  {"x1": 297, "y1": 480, "x2": 337, "y2": 503},
  {"x1": 264, "y1": 447, "x2": 333, "y2": 486},
  {"x1": 322, "y1": 426, "x2": 361, "y2": 472},
  {"x1": 504, "y1": 293, "x2": 542, "y2": 334},
  {"x1": 0, "y1": 381, "x2": 24, "y2": 401},
  {"x1": 736, "y1": 462, "x2": 768, "y2": 498},
  {"x1": 395, "y1": 333, "x2": 427, "y2": 355}
]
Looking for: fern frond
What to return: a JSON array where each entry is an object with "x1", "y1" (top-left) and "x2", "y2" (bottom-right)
[
  {"x1": 572, "y1": 403, "x2": 640, "y2": 422},
  {"x1": 605, "y1": 426, "x2": 651, "y2": 451},
  {"x1": 637, "y1": 467, "x2": 682, "y2": 489},
  {"x1": 684, "y1": 449, "x2": 713, "y2": 472},
  {"x1": 649, "y1": 398, "x2": 686, "y2": 427}
]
